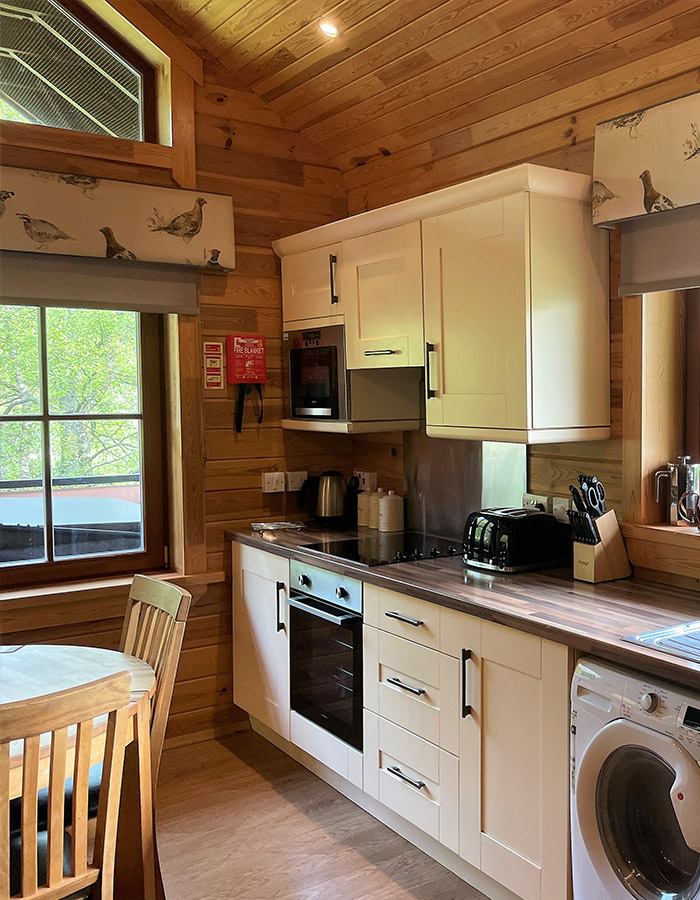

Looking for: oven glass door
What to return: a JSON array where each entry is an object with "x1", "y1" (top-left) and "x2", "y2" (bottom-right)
[
  {"x1": 289, "y1": 592, "x2": 363, "y2": 750},
  {"x1": 289, "y1": 345, "x2": 340, "y2": 419}
]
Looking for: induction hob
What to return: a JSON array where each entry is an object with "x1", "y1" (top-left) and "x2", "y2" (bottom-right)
[{"x1": 301, "y1": 531, "x2": 461, "y2": 567}]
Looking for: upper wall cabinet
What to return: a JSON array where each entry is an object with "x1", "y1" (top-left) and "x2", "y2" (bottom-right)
[
  {"x1": 273, "y1": 164, "x2": 611, "y2": 443},
  {"x1": 342, "y1": 223, "x2": 424, "y2": 369},
  {"x1": 281, "y1": 244, "x2": 343, "y2": 323},
  {"x1": 423, "y1": 187, "x2": 610, "y2": 443}
]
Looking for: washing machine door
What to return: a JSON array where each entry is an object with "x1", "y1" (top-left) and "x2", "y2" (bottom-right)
[{"x1": 576, "y1": 719, "x2": 700, "y2": 900}]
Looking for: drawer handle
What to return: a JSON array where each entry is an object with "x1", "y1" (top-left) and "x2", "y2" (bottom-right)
[
  {"x1": 385, "y1": 611, "x2": 424, "y2": 627},
  {"x1": 386, "y1": 676, "x2": 426, "y2": 696},
  {"x1": 387, "y1": 765, "x2": 425, "y2": 791},
  {"x1": 364, "y1": 349, "x2": 397, "y2": 356},
  {"x1": 462, "y1": 648, "x2": 473, "y2": 718}
]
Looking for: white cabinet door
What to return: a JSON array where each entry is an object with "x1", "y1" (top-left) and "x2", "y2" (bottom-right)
[
  {"x1": 282, "y1": 244, "x2": 343, "y2": 323},
  {"x1": 232, "y1": 543, "x2": 290, "y2": 740},
  {"x1": 342, "y1": 223, "x2": 424, "y2": 369},
  {"x1": 422, "y1": 193, "x2": 530, "y2": 431},
  {"x1": 444, "y1": 608, "x2": 570, "y2": 900}
]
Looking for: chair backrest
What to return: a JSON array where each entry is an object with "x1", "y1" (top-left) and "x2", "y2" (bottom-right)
[
  {"x1": 0, "y1": 672, "x2": 132, "y2": 900},
  {"x1": 119, "y1": 575, "x2": 191, "y2": 781}
]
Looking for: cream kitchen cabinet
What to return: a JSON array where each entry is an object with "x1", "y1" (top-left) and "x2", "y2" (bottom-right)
[
  {"x1": 422, "y1": 182, "x2": 610, "y2": 443},
  {"x1": 342, "y1": 223, "x2": 424, "y2": 369},
  {"x1": 232, "y1": 543, "x2": 290, "y2": 740},
  {"x1": 281, "y1": 243, "x2": 342, "y2": 324},
  {"x1": 441, "y1": 608, "x2": 571, "y2": 900},
  {"x1": 364, "y1": 583, "x2": 570, "y2": 900}
]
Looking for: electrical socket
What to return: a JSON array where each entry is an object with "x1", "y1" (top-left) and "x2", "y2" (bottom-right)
[
  {"x1": 262, "y1": 472, "x2": 285, "y2": 493},
  {"x1": 552, "y1": 496, "x2": 573, "y2": 523},
  {"x1": 354, "y1": 470, "x2": 377, "y2": 491},
  {"x1": 285, "y1": 471, "x2": 307, "y2": 492},
  {"x1": 522, "y1": 493, "x2": 551, "y2": 513}
]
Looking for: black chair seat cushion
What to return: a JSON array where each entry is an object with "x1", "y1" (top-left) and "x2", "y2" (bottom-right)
[
  {"x1": 10, "y1": 828, "x2": 90, "y2": 899},
  {"x1": 9, "y1": 763, "x2": 102, "y2": 835}
]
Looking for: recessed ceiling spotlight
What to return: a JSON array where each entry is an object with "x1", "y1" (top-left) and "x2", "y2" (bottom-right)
[{"x1": 318, "y1": 19, "x2": 339, "y2": 38}]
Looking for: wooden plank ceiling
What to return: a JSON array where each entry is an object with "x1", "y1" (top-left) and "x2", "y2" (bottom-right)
[{"x1": 152, "y1": 0, "x2": 700, "y2": 209}]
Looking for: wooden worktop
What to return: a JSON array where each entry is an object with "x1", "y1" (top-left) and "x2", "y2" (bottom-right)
[{"x1": 229, "y1": 526, "x2": 700, "y2": 687}]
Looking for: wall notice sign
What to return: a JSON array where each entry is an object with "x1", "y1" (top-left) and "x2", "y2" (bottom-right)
[
  {"x1": 227, "y1": 333, "x2": 267, "y2": 384},
  {"x1": 203, "y1": 340, "x2": 224, "y2": 389}
]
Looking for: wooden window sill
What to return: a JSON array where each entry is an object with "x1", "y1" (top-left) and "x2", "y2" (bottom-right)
[
  {"x1": 621, "y1": 521, "x2": 700, "y2": 583},
  {"x1": 0, "y1": 569, "x2": 225, "y2": 606}
]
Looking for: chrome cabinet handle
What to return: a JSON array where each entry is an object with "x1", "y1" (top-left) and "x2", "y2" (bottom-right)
[
  {"x1": 387, "y1": 765, "x2": 425, "y2": 790},
  {"x1": 462, "y1": 648, "x2": 473, "y2": 718},
  {"x1": 276, "y1": 581, "x2": 285, "y2": 632},
  {"x1": 364, "y1": 349, "x2": 397, "y2": 356},
  {"x1": 386, "y1": 676, "x2": 426, "y2": 696},
  {"x1": 385, "y1": 610, "x2": 424, "y2": 627},
  {"x1": 329, "y1": 253, "x2": 339, "y2": 304}
]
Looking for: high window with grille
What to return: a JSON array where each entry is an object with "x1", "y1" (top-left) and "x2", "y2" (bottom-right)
[{"x1": 0, "y1": 0, "x2": 155, "y2": 140}]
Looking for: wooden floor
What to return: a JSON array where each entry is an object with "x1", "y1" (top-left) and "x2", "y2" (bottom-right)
[{"x1": 157, "y1": 730, "x2": 487, "y2": 900}]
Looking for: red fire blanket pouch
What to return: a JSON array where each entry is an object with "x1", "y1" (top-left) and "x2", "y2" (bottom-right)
[{"x1": 226, "y1": 334, "x2": 266, "y2": 433}]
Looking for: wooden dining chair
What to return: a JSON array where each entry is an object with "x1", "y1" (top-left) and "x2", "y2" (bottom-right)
[
  {"x1": 10, "y1": 575, "x2": 191, "y2": 835},
  {"x1": 119, "y1": 575, "x2": 191, "y2": 783},
  {"x1": 1, "y1": 671, "x2": 132, "y2": 900}
]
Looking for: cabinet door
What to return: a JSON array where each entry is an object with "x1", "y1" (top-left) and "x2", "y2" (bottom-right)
[
  {"x1": 282, "y1": 244, "x2": 342, "y2": 323},
  {"x1": 232, "y1": 543, "x2": 290, "y2": 740},
  {"x1": 422, "y1": 193, "x2": 530, "y2": 431},
  {"x1": 450, "y1": 612, "x2": 570, "y2": 900},
  {"x1": 343, "y1": 223, "x2": 424, "y2": 369}
]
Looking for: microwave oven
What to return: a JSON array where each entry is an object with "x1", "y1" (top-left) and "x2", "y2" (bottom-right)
[{"x1": 282, "y1": 325, "x2": 421, "y2": 430}]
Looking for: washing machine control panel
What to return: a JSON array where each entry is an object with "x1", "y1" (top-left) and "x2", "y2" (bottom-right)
[
  {"x1": 640, "y1": 691, "x2": 661, "y2": 713},
  {"x1": 622, "y1": 680, "x2": 700, "y2": 756}
]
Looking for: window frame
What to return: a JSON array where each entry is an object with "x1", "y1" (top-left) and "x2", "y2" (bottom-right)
[
  {"x1": 0, "y1": 0, "x2": 158, "y2": 143},
  {"x1": 2, "y1": 310, "x2": 167, "y2": 587}
]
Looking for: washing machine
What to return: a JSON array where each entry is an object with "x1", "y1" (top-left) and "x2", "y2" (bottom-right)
[{"x1": 571, "y1": 657, "x2": 700, "y2": 900}]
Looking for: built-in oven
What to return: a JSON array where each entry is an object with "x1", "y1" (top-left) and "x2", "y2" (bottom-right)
[
  {"x1": 289, "y1": 560, "x2": 363, "y2": 751},
  {"x1": 283, "y1": 324, "x2": 347, "y2": 421}
]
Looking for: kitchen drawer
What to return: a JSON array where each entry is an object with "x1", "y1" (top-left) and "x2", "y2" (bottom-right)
[
  {"x1": 364, "y1": 626, "x2": 459, "y2": 754},
  {"x1": 364, "y1": 584, "x2": 440, "y2": 650},
  {"x1": 364, "y1": 710, "x2": 458, "y2": 853}
]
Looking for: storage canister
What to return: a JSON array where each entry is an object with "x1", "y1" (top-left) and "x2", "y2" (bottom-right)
[
  {"x1": 357, "y1": 491, "x2": 371, "y2": 527},
  {"x1": 368, "y1": 488, "x2": 385, "y2": 529},
  {"x1": 379, "y1": 490, "x2": 404, "y2": 532}
]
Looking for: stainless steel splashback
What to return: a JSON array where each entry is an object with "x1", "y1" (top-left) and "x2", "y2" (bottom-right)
[{"x1": 403, "y1": 430, "x2": 527, "y2": 540}]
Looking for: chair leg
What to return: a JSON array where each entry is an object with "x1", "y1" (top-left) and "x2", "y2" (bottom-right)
[{"x1": 113, "y1": 698, "x2": 156, "y2": 900}]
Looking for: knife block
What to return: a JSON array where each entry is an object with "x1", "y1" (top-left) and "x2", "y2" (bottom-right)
[{"x1": 573, "y1": 510, "x2": 632, "y2": 583}]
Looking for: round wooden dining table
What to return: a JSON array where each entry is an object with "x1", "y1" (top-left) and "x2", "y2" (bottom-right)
[{"x1": 0, "y1": 644, "x2": 160, "y2": 900}]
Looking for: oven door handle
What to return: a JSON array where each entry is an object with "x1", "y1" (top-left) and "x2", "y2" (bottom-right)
[{"x1": 288, "y1": 596, "x2": 360, "y2": 627}]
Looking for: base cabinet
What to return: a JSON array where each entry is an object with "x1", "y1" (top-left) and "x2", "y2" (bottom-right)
[
  {"x1": 232, "y1": 550, "x2": 571, "y2": 900},
  {"x1": 364, "y1": 711, "x2": 459, "y2": 853},
  {"x1": 232, "y1": 544, "x2": 290, "y2": 741},
  {"x1": 442, "y1": 608, "x2": 571, "y2": 900}
]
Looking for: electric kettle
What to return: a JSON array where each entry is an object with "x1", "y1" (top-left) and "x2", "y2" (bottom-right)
[{"x1": 300, "y1": 471, "x2": 348, "y2": 521}]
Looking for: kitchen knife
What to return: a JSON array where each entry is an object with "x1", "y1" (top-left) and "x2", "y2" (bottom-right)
[{"x1": 569, "y1": 484, "x2": 586, "y2": 513}]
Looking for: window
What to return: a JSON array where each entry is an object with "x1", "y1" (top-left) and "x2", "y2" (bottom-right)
[
  {"x1": 0, "y1": 0, "x2": 156, "y2": 141},
  {"x1": 0, "y1": 304, "x2": 166, "y2": 586}
]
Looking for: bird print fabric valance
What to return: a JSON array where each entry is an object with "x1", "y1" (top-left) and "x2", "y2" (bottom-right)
[
  {"x1": 593, "y1": 90, "x2": 700, "y2": 226},
  {"x1": 0, "y1": 166, "x2": 235, "y2": 269}
]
